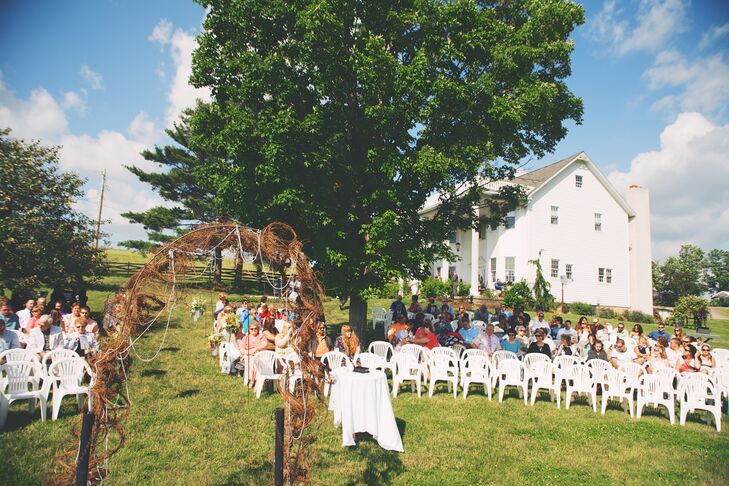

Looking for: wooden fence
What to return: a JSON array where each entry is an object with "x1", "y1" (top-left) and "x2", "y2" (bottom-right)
[{"x1": 104, "y1": 261, "x2": 283, "y2": 288}]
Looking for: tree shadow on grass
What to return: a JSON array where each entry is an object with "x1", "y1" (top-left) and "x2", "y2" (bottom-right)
[
  {"x1": 175, "y1": 388, "x2": 201, "y2": 398},
  {"x1": 214, "y1": 459, "x2": 272, "y2": 485},
  {"x1": 161, "y1": 346, "x2": 180, "y2": 352},
  {"x1": 141, "y1": 369, "x2": 167, "y2": 378}
]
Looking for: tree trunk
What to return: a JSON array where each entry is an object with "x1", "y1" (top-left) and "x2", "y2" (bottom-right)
[
  {"x1": 213, "y1": 248, "x2": 223, "y2": 286},
  {"x1": 348, "y1": 293, "x2": 368, "y2": 342}
]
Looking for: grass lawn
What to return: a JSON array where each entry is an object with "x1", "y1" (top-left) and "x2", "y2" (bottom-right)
[{"x1": 2, "y1": 270, "x2": 729, "y2": 484}]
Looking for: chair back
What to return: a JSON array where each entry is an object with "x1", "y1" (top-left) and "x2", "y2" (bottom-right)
[
  {"x1": 603, "y1": 368, "x2": 626, "y2": 392},
  {"x1": 322, "y1": 351, "x2": 350, "y2": 372},
  {"x1": 354, "y1": 352, "x2": 385, "y2": 370},
  {"x1": 1, "y1": 360, "x2": 42, "y2": 394},
  {"x1": 372, "y1": 308, "x2": 386, "y2": 320},
  {"x1": 463, "y1": 354, "x2": 491, "y2": 377},
  {"x1": 428, "y1": 353, "x2": 457, "y2": 372},
  {"x1": 711, "y1": 348, "x2": 729, "y2": 364},
  {"x1": 451, "y1": 343, "x2": 466, "y2": 360},
  {"x1": 678, "y1": 373, "x2": 716, "y2": 405},
  {"x1": 553, "y1": 355, "x2": 579, "y2": 372},
  {"x1": 529, "y1": 361, "x2": 554, "y2": 383},
  {"x1": 401, "y1": 344, "x2": 425, "y2": 363},
  {"x1": 430, "y1": 347, "x2": 457, "y2": 360},
  {"x1": 0, "y1": 348, "x2": 40, "y2": 365},
  {"x1": 48, "y1": 357, "x2": 91, "y2": 389},
  {"x1": 498, "y1": 359, "x2": 524, "y2": 382},
  {"x1": 523, "y1": 353, "x2": 550, "y2": 370},
  {"x1": 587, "y1": 359, "x2": 611, "y2": 383},
  {"x1": 42, "y1": 349, "x2": 79, "y2": 368},
  {"x1": 392, "y1": 352, "x2": 420, "y2": 377},
  {"x1": 368, "y1": 341, "x2": 393, "y2": 361},
  {"x1": 253, "y1": 350, "x2": 278, "y2": 376},
  {"x1": 654, "y1": 367, "x2": 680, "y2": 390},
  {"x1": 568, "y1": 364, "x2": 593, "y2": 390},
  {"x1": 493, "y1": 350, "x2": 518, "y2": 370},
  {"x1": 619, "y1": 362, "x2": 644, "y2": 385}
]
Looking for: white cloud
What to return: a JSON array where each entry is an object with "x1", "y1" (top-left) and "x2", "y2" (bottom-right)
[
  {"x1": 588, "y1": 0, "x2": 688, "y2": 56},
  {"x1": 126, "y1": 111, "x2": 160, "y2": 145},
  {"x1": 148, "y1": 18, "x2": 173, "y2": 45},
  {"x1": 0, "y1": 72, "x2": 68, "y2": 140},
  {"x1": 643, "y1": 50, "x2": 729, "y2": 118},
  {"x1": 61, "y1": 90, "x2": 87, "y2": 116},
  {"x1": 0, "y1": 74, "x2": 165, "y2": 244},
  {"x1": 699, "y1": 22, "x2": 729, "y2": 50},
  {"x1": 608, "y1": 113, "x2": 729, "y2": 260},
  {"x1": 79, "y1": 64, "x2": 103, "y2": 90}
]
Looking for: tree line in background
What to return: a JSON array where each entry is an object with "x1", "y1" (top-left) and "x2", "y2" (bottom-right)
[
  {"x1": 0, "y1": 128, "x2": 105, "y2": 308},
  {"x1": 653, "y1": 244, "x2": 729, "y2": 307}
]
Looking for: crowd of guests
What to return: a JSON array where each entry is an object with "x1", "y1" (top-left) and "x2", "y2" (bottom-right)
[
  {"x1": 384, "y1": 295, "x2": 719, "y2": 375},
  {"x1": 0, "y1": 297, "x2": 100, "y2": 361}
]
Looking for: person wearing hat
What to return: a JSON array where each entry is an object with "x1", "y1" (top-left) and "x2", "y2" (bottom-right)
[{"x1": 27, "y1": 314, "x2": 63, "y2": 360}]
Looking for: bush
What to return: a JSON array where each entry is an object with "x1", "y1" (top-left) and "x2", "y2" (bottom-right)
[
  {"x1": 457, "y1": 281, "x2": 471, "y2": 297},
  {"x1": 503, "y1": 280, "x2": 535, "y2": 310},
  {"x1": 569, "y1": 301, "x2": 595, "y2": 316},
  {"x1": 672, "y1": 295, "x2": 710, "y2": 325},
  {"x1": 419, "y1": 277, "x2": 451, "y2": 299},
  {"x1": 622, "y1": 309, "x2": 654, "y2": 324},
  {"x1": 597, "y1": 307, "x2": 617, "y2": 319},
  {"x1": 481, "y1": 288, "x2": 497, "y2": 299}
]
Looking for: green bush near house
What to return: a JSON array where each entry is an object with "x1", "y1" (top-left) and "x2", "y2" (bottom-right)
[
  {"x1": 623, "y1": 309, "x2": 655, "y2": 324},
  {"x1": 566, "y1": 301, "x2": 595, "y2": 316}
]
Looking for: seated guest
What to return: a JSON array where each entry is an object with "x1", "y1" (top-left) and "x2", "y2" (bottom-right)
[
  {"x1": 27, "y1": 314, "x2": 63, "y2": 360},
  {"x1": 387, "y1": 315, "x2": 409, "y2": 344},
  {"x1": 526, "y1": 330, "x2": 552, "y2": 358},
  {"x1": 614, "y1": 322, "x2": 630, "y2": 340},
  {"x1": 515, "y1": 325, "x2": 529, "y2": 349},
  {"x1": 0, "y1": 317, "x2": 20, "y2": 354},
  {"x1": 610, "y1": 338, "x2": 636, "y2": 368},
  {"x1": 630, "y1": 323, "x2": 644, "y2": 340},
  {"x1": 238, "y1": 302, "x2": 254, "y2": 334},
  {"x1": 676, "y1": 345, "x2": 700, "y2": 373},
  {"x1": 63, "y1": 304, "x2": 82, "y2": 333},
  {"x1": 66, "y1": 316, "x2": 98, "y2": 357},
  {"x1": 457, "y1": 305, "x2": 469, "y2": 322},
  {"x1": 440, "y1": 298, "x2": 455, "y2": 318},
  {"x1": 596, "y1": 324, "x2": 610, "y2": 343},
  {"x1": 410, "y1": 321, "x2": 439, "y2": 349},
  {"x1": 665, "y1": 338, "x2": 683, "y2": 367},
  {"x1": 554, "y1": 334, "x2": 576, "y2": 356},
  {"x1": 527, "y1": 309, "x2": 548, "y2": 334},
  {"x1": 408, "y1": 295, "x2": 422, "y2": 314},
  {"x1": 556, "y1": 319, "x2": 578, "y2": 345},
  {"x1": 274, "y1": 319, "x2": 294, "y2": 358},
  {"x1": 392, "y1": 321, "x2": 415, "y2": 351},
  {"x1": 587, "y1": 340, "x2": 608, "y2": 361},
  {"x1": 646, "y1": 344, "x2": 670, "y2": 372},
  {"x1": 647, "y1": 322, "x2": 671, "y2": 342},
  {"x1": 1, "y1": 303, "x2": 20, "y2": 331},
  {"x1": 458, "y1": 317, "x2": 479, "y2": 345},
  {"x1": 432, "y1": 312, "x2": 452, "y2": 335},
  {"x1": 16, "y1": 299, "x2": 35, "y2": 330},
  {"x1": 473, "y1": 304, "x2": 489, "y2": 323},
  {"x1": 697, "y1": 344, "x2": 716, "y2": 373},
  {"x1": 49, "y1": 309, "x2": 64, "y2": 331},
  {"x1": 424, "y1": 295, "x2": 439, "y2": 316},
  {"x1": 213, "y1": 292, "x2": 228, "y2": 319},
  {"x1": 548, "y1": 316, "x2": 562, "y2": 340},
  {"x1": 579, "y1": 333, "x2": 597, "y2": 359},
  {"x1": 335, "y1": 325, "x2": 361, "y2": 358},
  {"x1": 24, "y1": 305, "x2": 44, "y2": 334},
  {"x1": 390, "y1": 295, "x2": 407, "y2": 321},
  {"x1": 258, "y1": 302, "x2": 271, "y2": 321},
  {"x1": 472, "y1": 323, "x2": 501, "y2": 358},
  {"x1": 261, "y1": 317, "x2": 278, "y2": 351},
  {"x1": 501, "y1": 329, "x2": 522, "y2": 355},
  {"x1": 633, "y1": 336, "x2": 650, "y2": 364},
  {"x1": 312, "y1": 322, "x2": 333, "y2": 359},
  {"x1": 673, "y1": 326, "x2": 685, "y2": 341},
  {"x1": 238, "y1": 322, "x2": 268, "y2": 386}
]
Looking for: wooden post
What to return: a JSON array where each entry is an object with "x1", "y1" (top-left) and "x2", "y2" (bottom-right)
[
  {"x1": 274, "y1": 407, "x2": 284, "y2": 486},
  {"x1": 76, "y1": 411, "x2": 95, "y2": 486}
]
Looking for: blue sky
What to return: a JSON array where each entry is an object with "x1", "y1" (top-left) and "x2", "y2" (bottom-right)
[{"x1": 1, "y1": 0, "x2": 728, "y2": 259}]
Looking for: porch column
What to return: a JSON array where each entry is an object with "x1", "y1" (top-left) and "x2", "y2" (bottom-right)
[
  {"x1": 440, "y1": 256, "x2": 449, "y2": 280},
  {"x1": 470, "y1": 207, "x2": 480, "y2": 297}
]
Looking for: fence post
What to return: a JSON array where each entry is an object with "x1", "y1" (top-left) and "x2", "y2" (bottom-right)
[
  {"x1": 274, "y1": 407, "x2": 284, "y2": 486},
  {"x1": 76, "y1": 411, "x2": 95, "y2": 486}
]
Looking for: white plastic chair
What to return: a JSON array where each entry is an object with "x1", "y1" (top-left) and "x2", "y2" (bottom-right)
[
  {"x1": 451, "y1": 343, "x2": 466, "y2": 360},
  {"x1": 401, "y1": 344, "x2": 428, "y2": 375},
  {"x1": 600, "y1": 369, "x2": 634, "y2": 417},
  {"x1": 0, "y1": 361, "x2": 48, "y2": 427},
  {"x1": 587, "y1": 359, "x2": 611, "y2": 384},
  {"x1": 523, "y1": 353, "x2": 550, "y2": 384},
  {"x1": 495, "y1": 359, "x2": 527, "y2": 404},
  {"x1": 636, "y1": 374, "x2": 675, "y2": 424},
  {"x1": 322, "y1": 351, "x2": 352, "y2": 397},
  {"x1": 354, "y1": 352, "x2": 386, "y2": 371},
  {"x1": 553, "y1": 355, "x2": 579, "y2": 395},
  {"x1": 712, "y1": 348, "x2": 729, "y2": 365},
  {"x1": 218, "y1": 342, "x2": 232, "y2": 374},
  {"x1": 471, "y1": 320, "x2": 486, "y2": 333},
  {"x1": 427, "y1": 354, "x2": 459, "y2": 398},
  {"x1": 462, "y1": 355, "x2": 492, "y2": 400},
  {"x1": 368, "y1": 341, "x2": 395, "y2": 375},
  {"x1": 372, "y1": 308, "x2": 387, "y2": 330},
  {"x1": 678, "y1": 373, "x2": 722, "y2": 431},
  {"x1": 0, "y1": 348, "x2": 41, "y2": 364},
  {"x1": 709, "y1": 366, "x2": 729, "y2": 403},
  {"x1": 430, "y1": 347, "x2": 457, "y2": 360},
  {"x1": 253, "y1": 351, "x2": 282, "y2": 398},
  {"x1": 528, "y1": 361, "x2": 555, "y2": 405},
  {"x1": 47, "y1": 357, "x2": 94, "y2": 420},
  {"x1": 565, "y1": 364, "x2": 596, "y2": 412},
  {"x1": 392, "y1": 353, "x2": 422, "y2": 398},
  {"x1": 492, "y1": 350, "x2": 518, "y2": 386},
  {"x1": 42, "y1": 349, "x2": 79, "y2": 369},
  {"x1": 619, "y1": 362, "x2": 644, "y2": 396}
]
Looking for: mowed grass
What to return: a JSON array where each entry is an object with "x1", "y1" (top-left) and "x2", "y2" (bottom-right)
[{"x1": 2, "y1": 284, "x2": 729, "y2": 484}]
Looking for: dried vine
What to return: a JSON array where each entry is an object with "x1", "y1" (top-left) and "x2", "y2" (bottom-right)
[{"x1": 49, "y1": 222, "x2": 326, "y2": 485}]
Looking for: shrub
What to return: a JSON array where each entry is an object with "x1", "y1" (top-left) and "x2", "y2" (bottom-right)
[
  {"x1": 569, "y1": 301, "x2": 595, "y2": 316},
  {"x1": 457, "y1": 281, "x2": 471, "y2": 297},
  {"x1": 503, "y1": 280, "x2": 535, "y2": 310},
  {"x1": 481, "y1": 288, "x2": 497, "y2": 299},
  {"x1": 672, "y1": 295, "x2": 710, "y2": 325},
  {"x1": 597, "y1": 307, "x2": 617, "y2": 319},
  {"x1": 419, "y1": 277, "x2": 451, "y2": 299},
  {"x1": 623, "y1": 309, "x2": 654, "y2": 324}
]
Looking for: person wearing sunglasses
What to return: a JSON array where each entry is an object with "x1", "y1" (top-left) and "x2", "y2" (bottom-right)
[{"x1": 697, "y1": 344, "x2": 716, "y2": 373}]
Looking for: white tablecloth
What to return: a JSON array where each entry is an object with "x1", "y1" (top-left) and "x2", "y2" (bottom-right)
[{"x1": 328, "y1": 368, "x2": 404, "y2": 452}]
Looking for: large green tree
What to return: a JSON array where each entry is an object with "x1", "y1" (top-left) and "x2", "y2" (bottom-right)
[
  {"x1": 188, "y1": 0, "x2": 584, "y2": 334},
  {"x1": 653, "y1": 244, "x2": 707, "y2": 306},
  {"x1": 0, "y1": 128, "x2": 104, "y2": 304},
  {"x1": 705, "y1": 249, "x2": 729, "y2": 296}
]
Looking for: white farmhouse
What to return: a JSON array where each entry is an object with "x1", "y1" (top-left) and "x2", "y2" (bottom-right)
[{"x1": 419, "y1": 152, "x2": 653, "y2": 313}]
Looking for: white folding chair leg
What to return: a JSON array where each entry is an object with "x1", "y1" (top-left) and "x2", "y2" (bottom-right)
[{"x1": 0, "y1": 395, "x2": 8, "y2": 428}]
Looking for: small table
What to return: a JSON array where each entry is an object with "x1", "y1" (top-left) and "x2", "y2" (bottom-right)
[{"x1": 328, "y1": 368, "x2": 404, "y2": 452}]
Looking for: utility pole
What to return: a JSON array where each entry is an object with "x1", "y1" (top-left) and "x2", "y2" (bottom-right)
[{"x1": 93, "y1": 169, "x2": 106, "y2": 251}]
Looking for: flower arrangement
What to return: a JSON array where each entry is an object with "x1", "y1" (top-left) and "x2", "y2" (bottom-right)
[
  {"x1": 191, "y1": 297, "x2": 206, "y2": 313},
  {"x1": 208, "y1": 333, "x2": 223, "y2": 346},
  {"x1": 223, "y1": 313, "x2": 240, "y2": 333}
]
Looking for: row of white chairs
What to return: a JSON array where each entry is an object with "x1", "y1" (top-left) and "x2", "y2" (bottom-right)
[{"x1": 0, "y1": 348, "x2": 95, "y2": 427}]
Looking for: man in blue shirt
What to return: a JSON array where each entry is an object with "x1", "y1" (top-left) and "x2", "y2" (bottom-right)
[
  {"x1": 458, "y1": 317, "x2": 479, "y2": 345},
  {"x1": 389, "y1": 295, "x2": 407, "y2": 321},
  {"x1": 0, "y1": 318, "x2": 20, "y2": 353},
  {"x1": 1, "y1": 304, "x2": 20, "y2": 331},
  {"x1": 647, "y1": 322, "x2": 671, "y2": 342}
]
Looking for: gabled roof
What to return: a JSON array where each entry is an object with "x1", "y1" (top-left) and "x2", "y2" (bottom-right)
[{"x1": 522, "y1": 151, "x2": 636, "y2": 218}]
